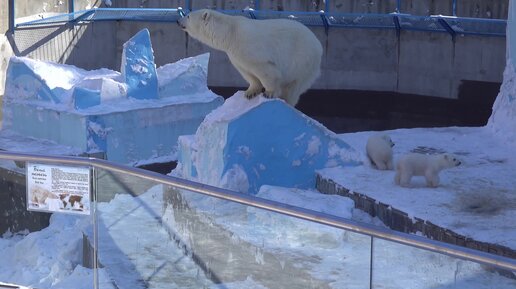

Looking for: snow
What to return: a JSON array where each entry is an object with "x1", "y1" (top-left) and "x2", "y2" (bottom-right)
[
  {"x1": 0, "y1": 169, "x2": 514, "y2": 288},
  {"x1": 487, "y1": 61, "x2": 516, "y2": 146},
  {"x1": 0, "y1": 214, "x2": 115, "y2": 289},
  {"x1": 1, "y1": 8, "x2": 516, "y2": 289},
  {"x1": 321, "y1": 126, "x2": 516, "y2": 249}
]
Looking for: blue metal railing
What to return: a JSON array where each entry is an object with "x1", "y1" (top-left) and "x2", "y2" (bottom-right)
[{"x1": 10, "y1": 1, "x2": 507, "y2": 37}]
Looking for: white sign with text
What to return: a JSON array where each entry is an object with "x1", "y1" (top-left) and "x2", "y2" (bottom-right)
[{"x1": 27, "y1": 163, "x2": 91, "y2": 215}]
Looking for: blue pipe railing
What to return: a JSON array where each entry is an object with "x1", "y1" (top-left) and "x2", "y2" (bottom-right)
[{"x1": 10, "y1": 1, "x2": 507, "y2": 37}]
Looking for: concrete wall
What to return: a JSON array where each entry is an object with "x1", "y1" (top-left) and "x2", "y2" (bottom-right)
[
  {"x1": 114, "y1": 0, "x2": 509, "y2": 18},
  {"x1": 0, "y1": 0, "x2": 507, "y2": 104},
  {"x1": 110, "y1": 18, "x2": 505, "y2": 100}
]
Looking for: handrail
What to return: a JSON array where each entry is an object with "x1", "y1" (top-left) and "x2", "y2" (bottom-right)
[{"x1": 0, "y1": 150, "x2": 515, "y2": 272}]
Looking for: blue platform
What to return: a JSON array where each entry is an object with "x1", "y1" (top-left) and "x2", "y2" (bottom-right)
[{"x1": 177, "y1": 92, "x2": 362, "y2": 194}]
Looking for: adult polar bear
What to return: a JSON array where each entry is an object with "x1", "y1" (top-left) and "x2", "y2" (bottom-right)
[{"x1": 178, "y1": 9, "x2": 323, "y2": 106}]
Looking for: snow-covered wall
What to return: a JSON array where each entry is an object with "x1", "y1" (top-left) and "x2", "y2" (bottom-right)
[{"x1": 487, "y1": 0, "x2": 516, "y2": 146}]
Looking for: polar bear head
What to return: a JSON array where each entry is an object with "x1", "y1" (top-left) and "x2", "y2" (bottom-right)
[
  {"x1": 177, "y1": 9, "x2": 229, "y2": 51},
  {"x1": 380, "y1": 134, "x2": 395, "y2": 147},
  {"x1": 440, "y1": 153, "x2": 462, "y2": 168}
]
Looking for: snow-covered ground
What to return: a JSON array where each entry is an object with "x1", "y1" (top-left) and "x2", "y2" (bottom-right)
[
  {"x1": 1, "y1": 183, "x2": 514, "y2": 288},
  {"x1": 320, "y1": 126, "x2": 516, "y2": 250}
]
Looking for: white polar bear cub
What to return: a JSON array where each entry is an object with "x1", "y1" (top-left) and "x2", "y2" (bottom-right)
[
  {"x1": 366, "y1": 134, "x2": 394, "y2": 170},
  {"x1": 177, "y1": 9, "x2": 323, "y2": 106},
  {"x1": 395, "y1": 153, "x2": 461, "y2": 188}
]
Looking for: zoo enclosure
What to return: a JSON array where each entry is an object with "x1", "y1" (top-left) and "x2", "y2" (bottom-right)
[
  {"x1": 9, "y1": 0, "x2": 507, "y2": 37},
  {"x1": 0, "y1": 150, "x2": 515, "y2": 288}
]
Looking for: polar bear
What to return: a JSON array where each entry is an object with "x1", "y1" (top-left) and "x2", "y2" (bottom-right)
[
  {"x1": 395, "y1": 153, "x2": 461, "y2": 188},
  {"x1": 177, "y1": 9, "x2": 323, "y2": 106},
  {"x1": 366, "y1": 134, "x2": 394, "y2": 170}
]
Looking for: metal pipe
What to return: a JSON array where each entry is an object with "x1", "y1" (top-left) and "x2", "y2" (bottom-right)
[
  {"x1": 8, "y1": 0, "x2": 15, "y2": 31},
  {"x1": 0, "y1": 150, "x2": 515, "y2": 271}
]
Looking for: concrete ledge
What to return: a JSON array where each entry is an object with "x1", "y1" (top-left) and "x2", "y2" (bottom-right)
[{"x1": 315, "y1": 173, "x2": 516, "y2": 259}]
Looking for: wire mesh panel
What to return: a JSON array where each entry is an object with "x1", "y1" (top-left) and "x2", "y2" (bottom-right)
[
  {"x1": 396, "y1": 14, "x2": 448, "y2": 33},
  {"x1": 252, "y1": 10, "x2": 325, "y2": 26},
  {"x1": 15, "y1": 8, "x2": 185, "y2": 27},
  {"x1": 443, "y1": 17, "x2": 507, "y2": 36},
  {"x1": 90, "y1": 8, "x2": 184, "y2": 22},
  {"x1": 327, "y1": 13, "x2": 396, "y2": 29},
  {"x1": 15, "y1": 10, "x2": 90, "y2": 27},
  {"x1": 12, "y1": 7, "x2": 507, "y2": 37}
]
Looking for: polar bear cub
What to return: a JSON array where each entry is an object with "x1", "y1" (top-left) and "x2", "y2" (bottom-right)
[
  {"x1": 366, "y1": 134, "x2": 394, "y2": 170},
  {"x1": 395, "y1": 153, "x2": 461, "y2": 188},
  {"x1": 177, "y1": 9, "x2": 323, "y2": 106}
]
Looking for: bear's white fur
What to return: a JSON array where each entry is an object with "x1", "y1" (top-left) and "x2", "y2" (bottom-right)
[
  {"x1": 366, "y1": 134, "x2": 394, "y2": 170},
  {"x1": 178, "y1": 9, "x2": 323, "y2": 106},
  {"x1": 395, "y1": 153, "x2": 461, "y2": 188}
]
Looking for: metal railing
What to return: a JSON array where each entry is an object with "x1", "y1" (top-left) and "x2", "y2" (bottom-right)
[
  {"x1": 0, "y1": 150, "x2": 514, "y2": 273},
  {"x1": 9, "y1": 2, "x2": 507, "y2": 37}
]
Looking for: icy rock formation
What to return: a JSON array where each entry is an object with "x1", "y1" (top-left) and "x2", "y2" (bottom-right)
[
  {"x1": 486, "y1": 3, "x2": 516, "y2": 147},
  {"x1": 176, "y1": 92, "x2": 362, "y2": 194},
  {"x1": 121, "y1": 28, "x2": 158, "y2": 100},
  {"x1": 2, "y1": 29, "x2": 222, "y2": 164},
  {"x1": 487, "y1": 61, "x2": 516, "y2": 146}
]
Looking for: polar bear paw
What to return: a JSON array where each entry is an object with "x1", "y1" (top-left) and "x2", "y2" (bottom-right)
[
  {"x1": 244, "y1": 87, "x2": 263, "y2": 99},
  {"x1": 263, "y1": 90, "x2": 275, "y2": 99}
]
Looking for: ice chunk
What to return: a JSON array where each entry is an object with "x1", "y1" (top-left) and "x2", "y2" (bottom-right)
[
  {"x1": 73, "y1": 87, "x2": 101, "y2": 110},
  {"x1": 121, "y1": 29, "x2": 159, "y2": 100},
  {"x1": 100, "y1": 78, "x2": 127, "y2": 102},
  {"x1": 487, "y1": 61, "x2": 516, "y2": 146},
  {"x1": 176, "y1": 92, "x2": 362, "y2": 194},
  {"x1": 4, "y1": 58, "x2": 60, "y2": 103},
  {"x1": 157, "y1": 53, "x2": 210, "y2": 97}
]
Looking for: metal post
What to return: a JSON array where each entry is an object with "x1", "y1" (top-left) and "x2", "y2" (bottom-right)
[
  {"x1": 396, "y1": 0, "x2": 401, "y2": 13},
  {"x1": 369, "y1": 236, "x2": 374, "y2": 289},
  {"x1": 254, "y1": 0, "x2": 260, "y2": 10},
  {"x1": 8, "y1": 0, "x2": 15, "y2": 31},
  {"x1": 69, "y1": 0, "x2": 74, "y2": 13},
  {"x1": 325, "y1": 0, "x2": 330, "y2": 13},
  {"x1": 185, "y1": 0, "x2": 191, "y2": 11},
  {"x1": 452, "y1": 0, "x2": 457, "y2": 16},
  {"x1": 91, "y1": 167, "x2": 99, "y2": 289}
]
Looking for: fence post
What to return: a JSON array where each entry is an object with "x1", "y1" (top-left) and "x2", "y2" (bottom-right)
[
  {"x1": 452, "y1": 0, "x2": 457, "y2": 16},
  {"x1": 8, "y1": 0, "x2": 15, "y2": 31},
  {"x1": 325, "y1": 0, "x2": 330, "y2": 13},
  {"x1": 69, "y1": 0, "x2": 74, "y2": 13},
  {"x1": 396, "y1": 0, "x2": 401, "y2": 13}
]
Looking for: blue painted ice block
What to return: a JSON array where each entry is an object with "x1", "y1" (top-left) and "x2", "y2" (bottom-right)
[
  {"x1": 73, "y1": 87, "x2": 101, "y2": 110},
  {"x1": 4, "y1": 96, "x2": 223, "y2": 164},
  {"x1": 177, "y1": 93, "x2": 362, "y2": 194},
  {"x1": 5, "y1": 59, "x2": 60, "y2": 103},
  {"x1": 121, "y1": 28, "x2": 159, "y2": 100},
  {"x1": 2, "y1": 28, "x2": 223, "y2": 164}
]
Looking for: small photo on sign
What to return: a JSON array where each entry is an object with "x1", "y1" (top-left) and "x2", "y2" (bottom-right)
[{"x1": 27, "y1": 163, "x2": 91, "y2": 215}]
